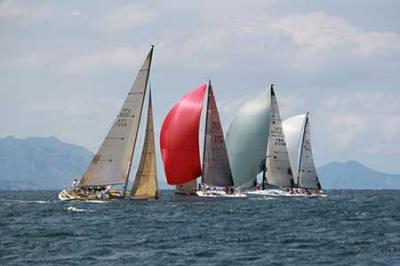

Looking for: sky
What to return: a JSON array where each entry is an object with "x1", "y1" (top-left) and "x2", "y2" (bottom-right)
[{"x1": 1, "y1": 0, "x2": 400, "y2": 180}]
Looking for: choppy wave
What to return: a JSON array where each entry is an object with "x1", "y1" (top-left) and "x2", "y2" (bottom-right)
[{"x1": 0, "y1": 190, "x2": 399, "y2": 266}]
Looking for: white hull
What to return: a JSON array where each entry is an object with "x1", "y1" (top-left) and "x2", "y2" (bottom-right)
[
  {"x1": 58, "y1": 189, "x2": 118, "y2": 202},
  {"x1": 196, "y1": 190, "x2": 247, "y2": 198},
  {"x1": 58, "y1": 189, "x2": 76, "y2": 201},
  {"x1": 245, "y1": 189, "x2": 327, "y2": 198}
]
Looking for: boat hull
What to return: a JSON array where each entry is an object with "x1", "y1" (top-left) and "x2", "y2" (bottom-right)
[
  {"x1": 196, "y1": 190, "x2": 247, "y2": 198},
  {"x1": 58, "y1": 189, "x2": 121, "y2": 201},
  {"x1": 245, "y1": 189, "x2": 327, "y2": 198}
]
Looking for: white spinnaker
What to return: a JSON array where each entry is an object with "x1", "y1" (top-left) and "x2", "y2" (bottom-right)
[
  {"x1": 282, "y1": 114, "x2": 307, "y2": 181},
  {"x1": 298, "y1": 116, "x2": 321, "y2": 189},
  {"x1": 264, "y1": 88, "x2": 294, "y2": 187},
  {"x1": 80, "y1": 47, "x2": 153, "y2": 186}
]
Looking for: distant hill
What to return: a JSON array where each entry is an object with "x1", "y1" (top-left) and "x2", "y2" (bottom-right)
[
  {"x1": 1, "y1": 136, "x2": 399, "y2": 190},
  {"x1": 0, "y1": 136, "x2": 93, "y2": 190},
  {"x1": 318, "y1": 160, "x2": 400, "y2": 189}
]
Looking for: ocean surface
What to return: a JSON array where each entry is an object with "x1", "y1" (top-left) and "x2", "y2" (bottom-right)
[{"x1": 0, "y1": 190, "x2": 399, "y2": 266}]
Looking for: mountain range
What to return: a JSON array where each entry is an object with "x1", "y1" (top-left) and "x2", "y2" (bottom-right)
[
  {"x1": 0, "y1": 136, "x2": 399, "y2": 190},
  {"x1": 0, "y1": 136, "x2": 92, "y2": 190}
]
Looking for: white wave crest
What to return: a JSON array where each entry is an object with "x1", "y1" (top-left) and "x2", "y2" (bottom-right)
[{"x1": 67, "y1": 206, "x2": 93, "y2": 212}]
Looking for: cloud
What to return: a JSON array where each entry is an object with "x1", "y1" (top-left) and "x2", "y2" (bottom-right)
[
  {"x1": 97, "y1": 4, "x2": 156, "y2": 32},
  {"x1": 0, "y1": 0, "x2": 51, "y2": 22},
  {"x1": 313, "y1": 91, "x2": 400, "y2": 156},
  {"x1": 270, "y1": 11, "x2": 400, "y2": 57},
  {"x1": 69, "y1": 10, "x2": 81, "y2": 17},
  {"x1": 63, "y1": 47, "x2": 148, "y2": 73}
]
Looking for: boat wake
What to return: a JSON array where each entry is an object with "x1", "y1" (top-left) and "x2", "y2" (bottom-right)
[
  {"x1": 67, "y1": 206, "x2": 93, "y2": 212},
  {"x1": 248, "y1": 197, "x2": 277, "y2": 201},
  {"x1": 0, "y1": 199, "x2": 51, "y2": 204}
]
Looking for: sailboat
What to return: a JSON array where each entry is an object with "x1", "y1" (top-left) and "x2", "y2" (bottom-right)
[
  {"x1": 160, "y1": 81, "x2": 245, "y2": 197},
  {"x1": 246, "y1": 85, "x2": 296, "y2": 197},
  {"x1": 58, "y1": 46, "x2": 158, "y2": 201},
  {"x1": 283, "y1": 113, "x2": 325, "y2": 197}
]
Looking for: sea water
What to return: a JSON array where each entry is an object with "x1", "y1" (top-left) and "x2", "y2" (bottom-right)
[{"x1": 0, "y1": 190, "x2": 399, "y2": 265}]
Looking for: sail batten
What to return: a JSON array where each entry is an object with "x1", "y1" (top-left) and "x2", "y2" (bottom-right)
[
  {"x1": 264, "y1": 86, "x2": 294, "y2": 187},
  {"x1": 80, "y1": 47, "x2": 154, "y2": 187},
  {"x1": 202, "y1": 82, "x2": 234, "y2": 187},
  {"x1": 130, "y1": 89, "x2": 159, "y2": 199}
]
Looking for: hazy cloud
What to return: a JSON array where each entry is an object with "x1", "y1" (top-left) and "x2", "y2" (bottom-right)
[{"x1": 97, "y1": 4, "x2": 156, "y2": 31}]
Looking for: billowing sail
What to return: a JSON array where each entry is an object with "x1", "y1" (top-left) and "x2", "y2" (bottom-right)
[
  {"x1": 226, "y1": 89, "x2": 271, "y2": 187},
  {"x1": 160, "y1": 83, "x2": 207, "y2": 185},
  {"x1": 130, "y1": 89, "x2": 158, "y2": 199},
  {"x1": 80, "y1": 47, "x2": 153, "y2": 187},
  {"x1": 202, "y1": 82, "x2": 234, "y2": 187},
  {"x1": 282, "y1": 114, "x2": 307, "y2": 180},
  {"x1": 298, "y1": 114, "x2": 321, "y2": 189},
  {"x1": 264, "y1": 86, "x2": 294, "y2": 187}
]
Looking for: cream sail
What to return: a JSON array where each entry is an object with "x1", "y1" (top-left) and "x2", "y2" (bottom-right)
[{"x1": 130, "y1": 89, "x2": 159, "y2": 200}]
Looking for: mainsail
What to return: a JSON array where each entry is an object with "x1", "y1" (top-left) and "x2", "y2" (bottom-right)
[
  {"x1": 297, "y1": 114, "x2": 321, "y2": 189},
  {"x1": 202, "y1": 81, "x2": 234, "y2": 187},
  {"x1": 264, "y1": 86, "x2": 294, "y2": 187},
  {"x1": 282, "y1": 114, "x2": 307, "y2": 179},
  {"x1": 160, "y1": 83, "x2": 207, "y2": 185},
  {"x1": 226, "y1": 89, "x2": 271, "y2": 187},
  {"x1": 130, "y1": 89, "x2": 159, "y2": 199},
  {"x1": 80, "y1": 46, "x2": 154, "y2": 187}
]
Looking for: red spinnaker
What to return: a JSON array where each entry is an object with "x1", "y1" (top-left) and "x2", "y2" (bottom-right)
[{"x1": 160, "y1": 83, "x2": 207, "y2": 185}]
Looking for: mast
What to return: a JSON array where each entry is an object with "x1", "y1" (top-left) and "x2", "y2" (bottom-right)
[
  {"x1": 262, "y1": 168, "x2": 266, "y2": 190},
  {"x1": 296, "y1": 112, "x2": 309, "y2": 187},
  {"x1": 263, "y1": 84, "x2": 274, "y2": 186},
  {"x1": 122, "y1": 45, "x2": 154, "y2": 197},
  {"x1": 201, "y1": 81, "x2": 211, "y2": 186}
]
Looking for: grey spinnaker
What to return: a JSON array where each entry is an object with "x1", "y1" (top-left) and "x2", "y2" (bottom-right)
[{"x1": 226, "y1": 89, "x2": 271, "y2": 187}]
